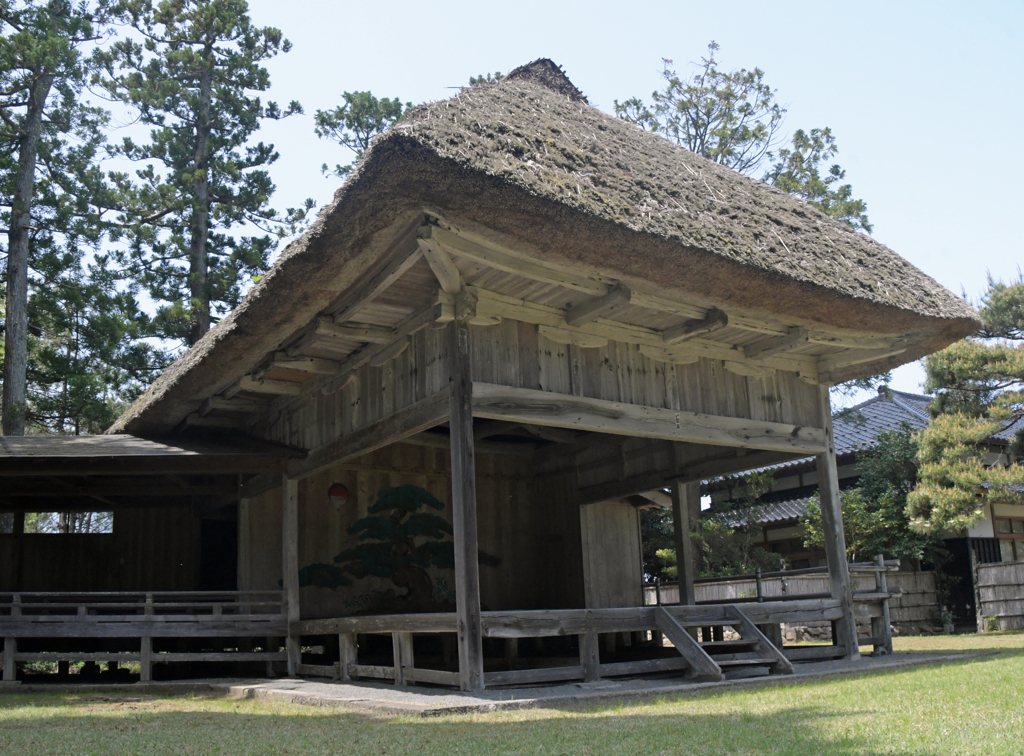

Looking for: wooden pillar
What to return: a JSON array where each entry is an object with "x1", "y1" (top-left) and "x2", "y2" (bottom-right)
[
  {"x1": 338, "y1": 632, "x2": 356, "y2": 682},
  {"x1": 282, "y1": 476, "x2": 301, "y2": 676},
  {"x1": 670, "y1": 477, "x2": 699, "y2": 606},
  {"x1": 448, "y1": 318, "x2": 484, "y2": 692},
  {"x1": 815, "y1": 385, "x2": 860, "y2": 660}
]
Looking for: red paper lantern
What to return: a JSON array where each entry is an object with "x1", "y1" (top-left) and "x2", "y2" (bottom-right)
[{"x1": 328, "y1": 483, "x2": 349, "y2": 507}]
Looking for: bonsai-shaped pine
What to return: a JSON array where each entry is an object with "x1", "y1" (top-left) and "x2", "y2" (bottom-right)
[{"x1": 299, "y1": 485, "x2": 496, "y2": 612}]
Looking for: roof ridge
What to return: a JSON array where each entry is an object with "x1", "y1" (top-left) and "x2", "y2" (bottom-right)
[
  {"x1": 502, "y1": 58, "x2": 588, "y2": 104},
  {"x1": 890, "y1": 394, "x2": 931, "y2": 422}
]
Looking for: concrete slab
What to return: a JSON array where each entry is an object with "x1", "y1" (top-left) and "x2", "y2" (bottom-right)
[
  {"x1": 0, "y1": 651, "x2": 993, "y2": 716},
  {"x1": 223, "y1": 650, "x2": 992, "y2": 716}
]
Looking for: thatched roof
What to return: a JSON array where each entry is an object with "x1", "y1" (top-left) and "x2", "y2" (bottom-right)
[{"x1": 110, "y1": 59, "x2": 979, "y2": 436}]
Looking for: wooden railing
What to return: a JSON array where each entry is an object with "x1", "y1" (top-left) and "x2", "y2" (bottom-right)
[
  {"x1": 1, "y1": 591, "x2": 287, "y2": 683},
  {"x1": 290, "y1": 592, "x2": 896, "y2": 689}
]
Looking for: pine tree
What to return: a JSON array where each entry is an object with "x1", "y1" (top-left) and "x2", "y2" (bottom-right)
[
  {"x1": 0, "y1": 0, "x2": 103, "y2": 435},
  {"x1": 907, "y1": 275, "x2": 1024, "y2": 532},
  {"x1": 95, "y1": 0, "x2": 310, "y2": 347},
  {"x1": 615, "y1": 41, "x2": 871, "y2": 231},
  {"x1": 314, "y1": 91, "x2": 410, "y2": 180}
]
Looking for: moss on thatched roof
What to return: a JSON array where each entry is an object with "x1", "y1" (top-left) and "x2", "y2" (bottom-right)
[{"x1": 109, "y1": 59, "x2": 978, "y2": 436}]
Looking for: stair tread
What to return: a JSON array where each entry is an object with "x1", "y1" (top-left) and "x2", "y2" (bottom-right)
[
  {"x1": 716, "y1": 658, "x2": 774, "y2": 667},
  {"x1": 701, "y1": 640, "x2": 759, "y2": 649}
]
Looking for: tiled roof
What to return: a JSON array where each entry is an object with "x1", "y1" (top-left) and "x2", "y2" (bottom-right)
[
  {"x1": 832, "y1": 390, "x2": 931, "y2": 454},
  {"x1": 709, "y1": 390, "x2": 1022, "y2": 528},
  {"x1": 714, "y1": 496, "x2": 814, "y2": 528}
]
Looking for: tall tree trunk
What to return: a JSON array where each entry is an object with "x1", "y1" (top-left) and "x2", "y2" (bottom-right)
[
  {"x1": 3, "y1": 73, "x2": 53, "y2": 436},
  {"x1": 188, "y1": 62, "x2": 213, "y2": 346}
]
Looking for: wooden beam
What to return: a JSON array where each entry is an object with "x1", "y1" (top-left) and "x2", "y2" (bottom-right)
[
  {"x1": 417, "y1": 232, "x2": 463, "y2": 294},
  {"x1": 316, "y1": 319, "x2": 393, "y2": 343},
  {"x1": 330, "y1": 248, "x2": 423, "y2": 324},
  {"x1": 288, "y1": 389, "x2": 450, "y2": 479},
  {"x1": 448, "y1": 319, "x2": 485, "y2": 692},
  {"x1": 817, "y1": 340, "x2": 908, "y2": 381},
  {"x1": 200, "y1": 396, "x2": 264, "y2": 416},
  {"x1": 662, "y1": 308, "x2": 729, "y2": 345},
  {"x1": 815, "y1": 384, "x2": 860, "y2": 661},
  {"x1": 538, "y1": 325, "x2": 607, "y2": 349},
  {"x1": 743, "y1": 327, "x2": 808, "y2": 360},
  {"x1": 471, "y1": 383, "x2": 828, "y2": 455},
  {"x1": 282, "y1": 475, "x2": 301, "y2": 676},
  {"x1": 180, "y1": 413, "x2": 244, "y2": 430},
  {"x1": 428, "y1": 224, "x2": 610, "y2": 296},
  {"x1": 368, "y1": 337, "x2": 409, "y2": 367},
  {"x1": 237, "y1": 376, "x2": 303, "y2": 396},
  {"x1": 566, "y1": 284, "x2": 631, "y2": 326},
  {"x1": 267, "y1": 356, "x2": 340, "y2": 376},
  {"x1": 466, "y1": 287, "x2": 819, "y2": 377}
]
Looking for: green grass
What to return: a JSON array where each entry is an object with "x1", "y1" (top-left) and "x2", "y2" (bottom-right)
[{"x1": 1, "y1": 633, "x2": 1022, "y2": 755}]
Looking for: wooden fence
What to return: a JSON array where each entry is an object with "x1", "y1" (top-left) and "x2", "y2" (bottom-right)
[
  {"x1": 977, "y1": 561, "x2": 1024, "y2": 631},
  {"x1": 1, "y1": 591, "x2": 287, "y2": 683},
  {"x1": 644, "y1": 567, "x2": 938, "y2": 633}
]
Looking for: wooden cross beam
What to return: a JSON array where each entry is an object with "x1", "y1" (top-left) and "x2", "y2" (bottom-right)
[
  {"x1": 565, "y1": 284, "x2": 632, "y2": 326},
  {"x1": 662, "y1": 308, "x2": 729, "y2": 344},
  {"x1": 743, "y1": 327, "x2": 809, "y2": 360}
]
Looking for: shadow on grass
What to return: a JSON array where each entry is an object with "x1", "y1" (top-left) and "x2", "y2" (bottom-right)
[{"x1": 0, "y1": 691, "x2": 930, "y2": 756}]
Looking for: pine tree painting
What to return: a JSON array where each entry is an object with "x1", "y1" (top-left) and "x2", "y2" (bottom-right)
[{"x1": 298, "y1": 485, "x2": 497, "y2": 613}]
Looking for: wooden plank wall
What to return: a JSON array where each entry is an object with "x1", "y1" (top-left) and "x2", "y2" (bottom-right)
[
  {"x1": 0, "y1": 508, "x2": 201, "y2": 592},
  {"x1": 254, "y1": 322, "x2": 821, "y2": 458},
  {"x1": 257, "y1": 323, "x2": 450, "y2": 451},
  {"x1": 472, "y1": 325, "x2": 823, "y2": 426},
  {"x1": 237, "y1": 442, "x2": 586, "y2": 620},
  {"x1": 580, "y1": 500, "x2": 644, "y2": 609}
]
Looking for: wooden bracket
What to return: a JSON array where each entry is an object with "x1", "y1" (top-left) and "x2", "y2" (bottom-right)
[{"x1": 662, "y1": 308, "x2": 729, "y2": 344}]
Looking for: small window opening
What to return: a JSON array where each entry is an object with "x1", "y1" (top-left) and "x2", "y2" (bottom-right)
[{"x1": 23, "y1": 512, "x2": 113, "y2": 534}]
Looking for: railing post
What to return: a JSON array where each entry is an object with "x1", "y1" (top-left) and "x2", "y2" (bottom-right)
[
  {"x1": 338, "y1": 632, "x2": 356, "y2": 682},
  {"x1": 393, "y1": 632, "x2": 414, "y2": 686},
  {"x1": 874, "y1": 554, "x2": 893, "y2": 655},
  {"x1": 580, "y1": 629, "x2": 600, "y2": 682},
  {"x1": 2, "y1": 595, "x2": 19, "y2": 684},
  {"x1": 756, "y1": 568, "x2": 764, "y2": 603},
  {"x1": 140, "y1": 593, "x2": 153, "y2": 683}
]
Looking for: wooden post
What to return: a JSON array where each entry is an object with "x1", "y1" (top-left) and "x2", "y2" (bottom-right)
[
  {"x1": 503, "y1": 638, "x2": 519, "y2": 669},
  {"x1": 670, "y1": 478, "x2": 699, "y2": 606},
  {"x1": 3, "y1": 594, "x2": 19, "y2": 684},
  {"x1": 393, "y1": 632, "x2": 414, "y2": 686},
  {"x1": 580, "y1": 630, "x2": 600, "y2": 682},
  {"x1": 447, "y1": 319, "x2": 484, "y2": 692},
  {"x1": 140, "y1": 593, "x2": 153, "y2": 682},
  {"x1": 338, "y1": 632, "x2": 356, "y2": 682},
  {"x1": 815, "y1": 384, "x2": 860, "y2": 660},
  {"x1": 874, "y1": 554, "x2": 893, "y2": 655},
  {"x1": 2, "y1": 637, "x2": 15, "y2": 684},
  {"x1": 282, "y1": 476, "x2": 301, "y2": 676}
]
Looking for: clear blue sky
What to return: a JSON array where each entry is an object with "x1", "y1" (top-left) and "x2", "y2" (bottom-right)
[{"x1": 246, "y1": 0, "x2": 1023, "y2": 396}]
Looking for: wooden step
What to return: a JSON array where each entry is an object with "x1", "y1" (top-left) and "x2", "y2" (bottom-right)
[
  {"x1": 653, "y1": 606, "x2": 723, "y2": 683},
  {"x1": 716, "y1": 658, "x2": 774, "y2": 668},
  {"x1": 701, "y1": 640, "x2": 759, "y2": 652}
]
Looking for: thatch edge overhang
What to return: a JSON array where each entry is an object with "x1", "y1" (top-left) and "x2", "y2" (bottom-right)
[{"x1": 110, "y1": 64, "x2": 981, "y2": 436}]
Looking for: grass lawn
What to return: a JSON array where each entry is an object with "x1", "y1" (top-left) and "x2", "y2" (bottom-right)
[{"x1": 1, "y1": 633, "x2": 1022, "y2": 755}]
